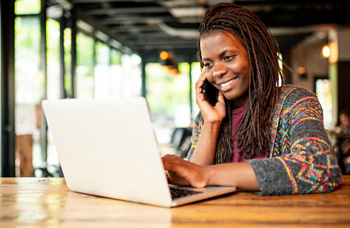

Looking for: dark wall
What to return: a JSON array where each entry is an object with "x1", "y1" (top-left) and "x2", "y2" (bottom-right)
[{"x1": 337, "y1": 61, "x2": 350, "y2": 114}]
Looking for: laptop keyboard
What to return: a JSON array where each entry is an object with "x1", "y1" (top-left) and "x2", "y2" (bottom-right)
[{"x1": 169, "y1": 186, "x2": 203, "y2": 199}]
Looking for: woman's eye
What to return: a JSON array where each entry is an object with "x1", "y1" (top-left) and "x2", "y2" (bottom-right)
[
  {"x1": 204, "y1": 62, "x2": 211, "y2": 68},
  {"x1": 224, "y1": 55, "x2": 233, "y2": 61}
]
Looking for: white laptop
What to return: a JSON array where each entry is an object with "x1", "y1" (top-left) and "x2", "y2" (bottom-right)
[{"x1": 42, "y1": 97, "x2": 236, "y2": 207}]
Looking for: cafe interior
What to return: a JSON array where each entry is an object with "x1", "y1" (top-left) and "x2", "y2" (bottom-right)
[
  {"x1": 1, "y1": 0, "x2": 350, "y2": 178},
  {"x1": 1, "y1": 0, "x2": 350, "y2": 226}
]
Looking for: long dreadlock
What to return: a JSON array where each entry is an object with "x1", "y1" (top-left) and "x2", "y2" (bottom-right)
[{"x1": 197, "y1": 3, "x2": 284, "y2": 164}]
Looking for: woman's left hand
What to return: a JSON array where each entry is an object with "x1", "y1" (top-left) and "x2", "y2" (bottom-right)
[
  {"x1": 162, "y1": 155, "x2": 260, "y2": 191},
  {"x1": 162, "y1": 155, "x2": 209, "y2": 188}
]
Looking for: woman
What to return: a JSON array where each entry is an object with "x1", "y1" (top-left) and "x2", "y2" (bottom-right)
[{"x1": 162, "y1": 3, "x2": 342, "y2": 195}]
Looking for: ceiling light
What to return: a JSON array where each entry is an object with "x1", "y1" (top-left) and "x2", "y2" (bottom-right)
[
  {"x1": 169, "y1": 7, "x2": 206, "y2": 18},
  {"x1": 160, "y1": 51, "x2": 170, "y2": 60},
  {"x1": 322, "y1": 45, "x2": 331, "y2": 58}
]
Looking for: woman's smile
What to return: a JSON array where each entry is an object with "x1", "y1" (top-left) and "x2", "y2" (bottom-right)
[{"x1": 220, "y1": 76, "x2": 239, "y2": 91}]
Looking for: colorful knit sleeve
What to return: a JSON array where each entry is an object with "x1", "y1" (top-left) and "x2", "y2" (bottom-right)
[
  {"x1": 249, "y1": 88, "x2": 342, "y2": 195},
  {"x1": 185, "y1": 112, "x2": 204, "y2": 161}
]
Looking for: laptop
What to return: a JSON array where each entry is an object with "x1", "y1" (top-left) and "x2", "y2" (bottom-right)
[{"x1": 42, "y1": 97, "x2": 236, "y2": 207}]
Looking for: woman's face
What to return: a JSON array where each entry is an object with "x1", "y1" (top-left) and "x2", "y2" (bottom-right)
[{"x1": 200, "y1": 30, "x2": 250, "y2": 108}]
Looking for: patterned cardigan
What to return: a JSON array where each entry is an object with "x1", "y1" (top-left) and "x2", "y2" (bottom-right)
[{"x1": 186, "y1": 85, "x2": 342, "y2": 195}]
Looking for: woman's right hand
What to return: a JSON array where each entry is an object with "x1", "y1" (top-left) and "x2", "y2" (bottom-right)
[
  {"x1": 196, "y1": 69, "x2": 226, "y2": 124},
  {"x1": 191, "y1": 69, "x2": 226, "y2": 165},
  {"x1": 162, "y1": 155, "x2": 209, "y2": 188}
]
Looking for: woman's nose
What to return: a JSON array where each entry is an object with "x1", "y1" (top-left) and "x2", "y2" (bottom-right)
[{"x1": 212, "y1": 64, "x2": 227, "y2": 78}]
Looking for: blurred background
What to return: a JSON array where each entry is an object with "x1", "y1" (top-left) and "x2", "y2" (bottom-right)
[{"x1": 1, "y1": 0, "x2": 350, "y2": 177}]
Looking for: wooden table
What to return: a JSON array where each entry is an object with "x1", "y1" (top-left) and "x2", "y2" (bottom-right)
[{"x1": 1, "y1": 177, "x2": 350, "y2": 227}]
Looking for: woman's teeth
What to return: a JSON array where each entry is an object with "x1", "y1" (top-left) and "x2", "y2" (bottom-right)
[{"x1": 221, "y1": 79, "x2": 234, "y2": 88}]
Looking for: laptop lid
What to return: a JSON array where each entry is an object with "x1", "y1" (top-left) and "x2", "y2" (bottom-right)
[
  {"x1": 43, "y1": 97, "x2": 174, "y2": 207},
  {"x1": 42, "y1": 97, "x2": 236, "y2": 208}
]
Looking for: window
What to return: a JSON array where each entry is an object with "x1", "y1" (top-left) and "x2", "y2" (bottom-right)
[
  {"x1": 110, "y1": 49, "x2": 123, "y2": 98},
  {"x1": 13, "y1": 0, "x2": 143, "y2": 176},
  {"x1": 47, "y1": 18, "x2": 60, "y2": 100},
  {"x1": 15, "y1": 0, "x2": 40, "y2": 15},
  {"x1": 95, "y1": 41, "x2": 110, "y2": 98},
  {"x1": 120, "y1": 54, "x2": 142, "y2": 97},
  {"x1": 315, "y1": 78, "x2": 332, "y2": 129},
  {"x1": 191, "y1": 62, "x2": 201, "y2": 121},
  {"x1": 46, "y1": 18, "x2": 61, "y2": 170},
  {"x1": 76, "y1": 32, "x2": 94, "y2": 98},
  {"x1": 146, "y1": 62, "x2": 191, "y2": 143},
  {"x1": 14, "y1": 14, "x2": 42, "y2": 176}
]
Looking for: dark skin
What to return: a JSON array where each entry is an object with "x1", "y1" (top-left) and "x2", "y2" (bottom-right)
[
  {"x1": 161, "y1": 31, "x2": 259, "y2": 191},
  {"x1": 162, "y1": 155, "x2": 208, "y2": 188}
]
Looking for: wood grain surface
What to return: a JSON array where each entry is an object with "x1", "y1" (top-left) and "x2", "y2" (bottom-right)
[{"x1": 1, "y1": 176, "x2": 350, "y2": 227}]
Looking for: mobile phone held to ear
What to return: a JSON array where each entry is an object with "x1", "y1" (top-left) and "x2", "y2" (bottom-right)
[{"x1": 203, "y1": 80, "x2": 219, "y2": 106}]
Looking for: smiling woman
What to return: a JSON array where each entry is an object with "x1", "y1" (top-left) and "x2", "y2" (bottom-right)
[{"x1": 162, "y1": 3, "x2": 342, "y2": 196}]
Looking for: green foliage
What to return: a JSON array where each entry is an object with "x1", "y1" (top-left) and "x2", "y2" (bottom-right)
[
  {"x1": 146, "y1": 63, "x2": 190, "y2": 125},
  {"x1": 111, "y1": 49, "x2": 122, "y2": 65},
  {"x1": 15, "y1": 0, "x2": 40, "y2": 15},
  {"x1": 96, "y1": 41, "x2": 109, "y2": 65},
  {"x1": 47, "y1": 19, "x2": 60, "y2": 62},
  {"x1": 77, "y1": 33, "x2": 94, "y2": 78},
  {"x1": 15, "y1": 17, "x2": 40, "y2": 53},
  {"x1": 14, "y1": 16, "x2": 42, "y2": 103}
]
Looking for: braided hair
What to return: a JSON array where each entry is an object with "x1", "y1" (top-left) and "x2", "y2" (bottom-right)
[{"x1": 197, "y1": 3, "x2": 284, "y2": 164}]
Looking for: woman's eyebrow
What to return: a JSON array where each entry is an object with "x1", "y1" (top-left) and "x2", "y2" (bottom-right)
[
  {"x1": 201, "y1": 57, "x2": 212, "y2": 62},
  {"x1": 202, "y1": 49, "x2": 238, "y2": 61},
  {"x1": 220, "y1": 48, "x2": 238, "y2": 55}
]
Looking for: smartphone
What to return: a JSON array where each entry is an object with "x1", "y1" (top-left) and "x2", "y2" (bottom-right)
[{"x1": 203, "y1": 79, "x2": 219, "y2": 107}]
